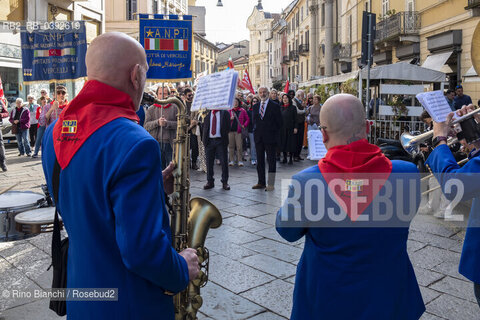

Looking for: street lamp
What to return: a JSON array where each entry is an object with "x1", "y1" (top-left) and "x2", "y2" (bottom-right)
[{"x1": 216, "y1": 0, "x2": 223, "y2": 6}]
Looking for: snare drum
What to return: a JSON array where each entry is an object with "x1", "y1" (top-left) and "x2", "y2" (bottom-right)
[
  {"x1": 0, "y1": 191, "x2": 46, "y2": 240},
  {"x1": 15, "y1": 207, "x2": 62, "y2": 234}
]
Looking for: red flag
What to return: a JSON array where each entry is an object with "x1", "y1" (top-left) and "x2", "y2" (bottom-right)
[
  {"x1": 0, "y1": 76, "x2": 7, "y2": 107},
  {"x1": 227, "y1": 56, "x2": 234, "y2": 69},
  {"x1": 284, "y1": 80, "x2": 290, "y2": 93},
  {"x1": 239, "y1": 69, "x2": 255, "y2": 94}
]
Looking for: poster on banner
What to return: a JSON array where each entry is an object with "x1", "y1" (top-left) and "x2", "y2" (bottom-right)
[
  {"x1": 20, "y1": 21, "x2": 87, "y2": 82},
  {"x1": 139, "y1": 14, "x2": 193, "y2": 81},
  {"x1": 308, "y1": 130, "x2": 328, "y2": 160},
  {"x1": 191, "y1": 69, "x2": 239, "y2": 111}
]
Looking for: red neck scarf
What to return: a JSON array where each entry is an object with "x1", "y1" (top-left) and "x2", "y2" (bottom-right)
[
  {"x1": 53, "y1": 80, "x2": 139, "y2": 169},
  {"x1": 154, "y1": 103, "x2": 172, "y2": 109},
  {"x1": 282, "y1": 103, "x2": 289, "y2": 108},
  {"x1": 318, "y1": 139, "x2": 392, "y2": 221}
]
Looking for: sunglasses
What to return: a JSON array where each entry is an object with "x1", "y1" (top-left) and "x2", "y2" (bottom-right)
[
  {"x1": 57, "y1": 91, "x2": 66, "y2": 95},
  {"x1": 187, "y1": 94, "x2": 193, "y2": 98}
]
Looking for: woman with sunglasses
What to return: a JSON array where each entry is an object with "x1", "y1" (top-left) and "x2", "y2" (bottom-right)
[{"x1": 45, "y1": 85, "x2": 69, "y2": 127}]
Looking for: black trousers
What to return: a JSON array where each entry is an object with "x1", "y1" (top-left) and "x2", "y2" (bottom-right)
[
  {"x1": 205, "y1": 138, "x2": 228, "y2": 184},
  {"x1": 29, "y1": 124, "x2": 37, "y2": 147},
  {"x1": 190, "y1": 131, "x2": 199, "y2": 164},
  {"x1": 255, "y1": 141, "x2": 277, "y2": 185},
  {"x1": 295, "y1": 122, "x2": 305, "y2": 157}
]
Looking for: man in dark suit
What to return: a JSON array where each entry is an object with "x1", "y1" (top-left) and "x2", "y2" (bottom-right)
[
  {"x1": 252, "y1": 86, "x2": 283, "y2": 191},
  {"x1": 202, "y1": 109, "x2": 231, "y2": 190}
]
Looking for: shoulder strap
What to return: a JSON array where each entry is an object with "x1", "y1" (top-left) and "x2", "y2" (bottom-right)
[
  {"x1": 232, "y1": 110, "x2": 242, "y2": 126},
  {"x1": 51, "y1": 158, "x2": 62, "y2": 268}
]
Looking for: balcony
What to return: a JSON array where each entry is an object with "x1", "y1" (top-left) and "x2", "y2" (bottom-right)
[
  {"x1": 466, "y1": 0, "x2": 480, "y2": 8},
  {"x1": 333, "y1": 43, "x2": 352, "y2": 62},
  {"x1": 465, "y1": 0, "x2": 480, "y2": 15},
  {"x1": 375, "y1": 11, "x2": 420, "y2": 44},
  {"x1": 282, "y1": 55, "x2": 290, "y2": 64},
  {"x1": 299, "y1": 44, "x2": 309, "y2": 55},
  {"x1": 289, "y1": 50, "x2": 299, "y2": 61}
]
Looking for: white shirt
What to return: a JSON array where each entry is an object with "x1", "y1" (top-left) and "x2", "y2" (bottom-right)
[
  {"x1": 209, "y1": 111, "x2": 221, "y2": 138},
  {"x1": 259, "y1": 98, "x2": 269, "y2": 116},
  {"x1": 28, "y1": 103, "x2": 39, "y2": 124}
]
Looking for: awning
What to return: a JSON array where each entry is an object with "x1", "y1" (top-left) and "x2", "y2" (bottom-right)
[
  {"x1": 0, "y1": 57, "x2": 22, "y2": 69},
  {"x1": 299, "y1": 71, "x2": 359, "y2": 88},
  {"x1": 360, "y1": 62, "x2": 446, "y2": 82},
  {"x1": 421, "y1": 51, "x2": 453, "y2": 72}
]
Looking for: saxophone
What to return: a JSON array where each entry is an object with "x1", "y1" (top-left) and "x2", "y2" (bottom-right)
[{"x1": 142, "y1": 93, "x2": 222, "y2": 320}]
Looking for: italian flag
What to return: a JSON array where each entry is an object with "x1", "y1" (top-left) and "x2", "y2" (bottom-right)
[
  {"x1": 34, "y1": 48, "x2": 76, "y2": 57},
  {"x1": 144, "y1": 39, "x2": 189, "y2": 51}
]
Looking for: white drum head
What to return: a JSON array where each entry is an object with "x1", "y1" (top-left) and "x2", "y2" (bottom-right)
[
  {"x1": 0, "y1": 191, "x2": 45, "y2": 212},
  {"x1": 15, "y1": 207, "x2": 59, "y2": 224}
]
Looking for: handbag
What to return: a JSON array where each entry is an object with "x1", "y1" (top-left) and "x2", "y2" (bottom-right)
[
  {"x1": 48, "y1": 158, "x2": 69, "y2": 316},
  {"x1": 233, "y1": 111, "x2": 249, "y2": 139},
  {"x1": 11, "y1": 123, "x2": 18, "y2": 134}
]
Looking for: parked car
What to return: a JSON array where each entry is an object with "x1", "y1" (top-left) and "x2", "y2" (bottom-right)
[{"x1": 1, "y1": 106, "x2": 16, "y2": 143}]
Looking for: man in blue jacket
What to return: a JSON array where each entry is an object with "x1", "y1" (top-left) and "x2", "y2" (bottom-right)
[
  {"x1": 426, "y1": 104, "x2": 480, "y2": 307},
  {"x1": 276, "y1": 94, "x2": 425, "y2": 319},
  {"x1": 42, "y1": 32, "x2": 199, "y2": 319}
]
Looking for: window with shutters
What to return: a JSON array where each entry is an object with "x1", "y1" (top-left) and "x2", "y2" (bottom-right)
[
  {"x1": 126, "y1": 0, "x2": 137, "y2": 20},
  {"x1": 382, "y1": 0, "x2": 389, "y2": 16}
]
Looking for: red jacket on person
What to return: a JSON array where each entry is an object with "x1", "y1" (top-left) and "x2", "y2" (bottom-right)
[{"x1": 228, "y1": 107, "x2": 249, "y2": 134}]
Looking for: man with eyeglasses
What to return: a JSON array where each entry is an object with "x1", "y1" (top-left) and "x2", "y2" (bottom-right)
[{"x1": 184, "y1": 88, "x2": 199, "y2": 170}]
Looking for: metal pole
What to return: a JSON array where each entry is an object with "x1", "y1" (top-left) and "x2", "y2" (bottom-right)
[{"x1": 365, "y1": 12, "x2": 372, "y2": 120}]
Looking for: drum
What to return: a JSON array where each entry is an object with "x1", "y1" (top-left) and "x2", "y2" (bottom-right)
[
  {"x1": 15, "y1": 207, "x2": 62, "y2": 234},
  {"x1": 0, "y1": 191, "x2": 46, "y2": 241}
]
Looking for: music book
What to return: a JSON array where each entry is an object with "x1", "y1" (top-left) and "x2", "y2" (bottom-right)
[
  {"x1": 191, "y1": 69, "x2": 239, "y2": 111},
  {"x1": 308, "y1": 130, "x2": 328, "y2": 160},
  {"x1": 416, "y1": 90, "x2": 457, "y2": 122}
]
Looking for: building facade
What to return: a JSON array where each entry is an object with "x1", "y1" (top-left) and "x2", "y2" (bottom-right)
[
  {"x1": 0, "y1": 0, "x2": 104, "y2": 103},
  {"x1": 351, "y1": 0, "x2": 480, "y2": 101},
  {"x1": 247, "y1": 2, "x2": 280, "y2": 88},
  {"x1": 217, "y1": 40, "x2": 249, "y2": 79},
  {"x1": 250, "y1": 0, "x2": 343, "y2": 89},
  {"x1": 193, "y1": 33, "x2": 218, "y2": 79},
  {"x1": 106, "y1": 0, "x2": 188, "y2": 38}
]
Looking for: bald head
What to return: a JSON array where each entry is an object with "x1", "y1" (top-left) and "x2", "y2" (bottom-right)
[
  {"x1": 86, "y1": 32, "x2": 148, "y2": 109},
  {"x1": 320, "y1": 94, "x2": 367, "y2": 148}
]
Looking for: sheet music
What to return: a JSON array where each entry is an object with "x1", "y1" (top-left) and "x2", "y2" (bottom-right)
[
  {"x1": 191, "y1": 69, "x2": 239, "y2": 111},
  {"x1": 308, "y1": 130, "x2": 328, "y2": 160},
  {"x1": 416, "y1": 90, "x2": 457, "y2": 122}
]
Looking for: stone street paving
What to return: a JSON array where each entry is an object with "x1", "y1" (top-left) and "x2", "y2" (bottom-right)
[{"x1": 0, "y1": 146, "x2": 479, "y2": 320}]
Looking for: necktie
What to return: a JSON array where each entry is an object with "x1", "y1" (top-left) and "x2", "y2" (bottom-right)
[
  {"x1": 211, "y1": 111, "x2": 217, "y2": 135},
  {"x1": 260, "y1": 102, "x2": 265, "y2": 119}
]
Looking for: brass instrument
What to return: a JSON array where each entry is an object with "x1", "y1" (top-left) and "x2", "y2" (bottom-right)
[
  {"x1": 400, "y1": 108, "x2": 480, "y2": 156},
  {"x1": 142, "y1": 93, "x2": 222, "y2": 320}
]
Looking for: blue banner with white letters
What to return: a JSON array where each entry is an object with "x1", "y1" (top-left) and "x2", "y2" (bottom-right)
[
  {"x1": 20, "y1": 21, "x2": 87, "y2": 82},
  {"x1": 139, "y1": 14, "x2": 193, "y2": 81}
]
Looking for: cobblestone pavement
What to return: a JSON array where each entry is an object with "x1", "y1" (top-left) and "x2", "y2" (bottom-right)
[{"x1": 0, "y1": 145, "x2": 479, "y2": 320}]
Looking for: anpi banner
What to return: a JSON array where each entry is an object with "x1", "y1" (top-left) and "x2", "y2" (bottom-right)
[
  {"x1": 20, "y1": 21, "x2": 87, "y2": 82},
  {"x1": 139, "y1": 14, "x2": 193, "y2": 81}
]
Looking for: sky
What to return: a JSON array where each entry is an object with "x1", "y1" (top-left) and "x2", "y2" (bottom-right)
[{"x1": 194, "y1": 0, "x2": 294, "y2": 44}]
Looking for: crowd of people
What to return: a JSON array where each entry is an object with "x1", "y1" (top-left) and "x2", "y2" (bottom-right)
[
  {"x1": 0, "y1": 86, "x2": 68, "y2": 171},
  {"x1": 136, "y1": 84, "x2": 324, "y2": 191}
]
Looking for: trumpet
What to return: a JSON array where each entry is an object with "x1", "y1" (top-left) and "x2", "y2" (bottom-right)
[{"x1": 401, "y1": 108, "x2": 480, "y2": 156}]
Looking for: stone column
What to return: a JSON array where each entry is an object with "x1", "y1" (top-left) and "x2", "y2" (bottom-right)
[
  {"x1": 325, "y1": 0, "x2": 334, "y2": 77},
  {"x1": 309, "y1": 0, "x2": 319, "y2": 79}
]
